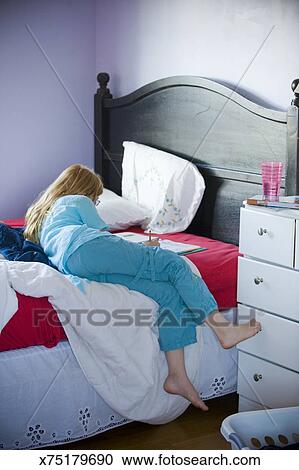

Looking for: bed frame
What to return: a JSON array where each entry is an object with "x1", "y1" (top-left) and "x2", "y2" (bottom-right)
[{"x1": 94, "y1": 74, "x2": 299, "y2": 245}]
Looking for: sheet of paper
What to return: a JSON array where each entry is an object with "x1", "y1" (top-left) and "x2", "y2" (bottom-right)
[
  {"x1": 114, "y1": 233, "x2": 206, "y2": 255},
  {"x1": 114, "y1": 232, "x2": 149, "y2": 243},
  {"x1": 159, "y1": 240, "x2": 201, "y2": 253}
]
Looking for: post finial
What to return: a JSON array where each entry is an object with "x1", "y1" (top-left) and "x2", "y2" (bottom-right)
[
  {"x1": 96, "y1": 72, "x2": 112, "y2": 98},
  {"x1": 291, "y1": 78, "x2": 299, "y2": 107}
]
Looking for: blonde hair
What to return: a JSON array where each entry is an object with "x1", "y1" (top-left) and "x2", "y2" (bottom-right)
[{"x1": 24, "y1": 164, "x2": 103, "y2": 243}]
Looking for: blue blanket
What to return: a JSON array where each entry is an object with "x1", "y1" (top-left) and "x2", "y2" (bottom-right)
[{"x1": 0, "y1": 222, "x2": 55, "y2": 268}]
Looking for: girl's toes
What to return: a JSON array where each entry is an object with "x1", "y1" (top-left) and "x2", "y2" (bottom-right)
[{"x1": 194, "y1": 398, "x2": 209, "y2": 411}]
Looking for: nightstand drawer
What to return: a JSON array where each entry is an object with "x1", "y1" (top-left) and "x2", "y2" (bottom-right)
[
  {"x1": 239, "y1": 208, "x2": 295, "y2": 267},
  {"x1": 238, "y1": 257, "x2": 299, "y2": 322},
  {"x1": 237, "y1": 305, "x2": 299, "y2": 372},
  {"x1": 238, "y1": 396, "x2": 268, "y2": 412},
  {"x1": 237, "y1": 352, "x2": 299, "y2": 408}
]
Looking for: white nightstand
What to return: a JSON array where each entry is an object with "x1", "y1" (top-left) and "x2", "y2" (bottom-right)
[{"x1": 237, "y1": 200, "x2": 299, "y2": 412}]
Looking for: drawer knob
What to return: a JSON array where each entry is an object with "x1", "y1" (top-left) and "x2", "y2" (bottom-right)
[
  {"x1": 257, "y1": 227, "x2": 267, "y2": 236},
  {"x1": 253, "y1": 373, "x2": 263, "y2": 382},
  {"x1": 254, "y1": 277, "x2": 264, "y2": 285}
]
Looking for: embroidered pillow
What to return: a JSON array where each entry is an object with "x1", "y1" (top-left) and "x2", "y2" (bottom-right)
[
  {"x1": 122, "y1": 142, "x2": 205, "y2": 233},
  {"x1": 96, "y1": 188, "x2": 150, "y2": 231}
]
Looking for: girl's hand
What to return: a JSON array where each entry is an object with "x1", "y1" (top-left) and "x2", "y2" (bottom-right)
[{"x1": 143, "y1": 238, "x2": 160, "y2": 247}]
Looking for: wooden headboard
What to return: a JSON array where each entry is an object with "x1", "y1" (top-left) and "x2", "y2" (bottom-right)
[{"x1": 94, "y1": 73, "x2": 299, "y2": 245}]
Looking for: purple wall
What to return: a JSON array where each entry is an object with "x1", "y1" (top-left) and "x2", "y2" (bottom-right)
[
  {"x1": 0, "y1": 0, "x2": 96, "y2": 219},
  {"x1": 1, "y1": 0, "x2": 298, "y2": 218},
  {"x1": 96, "y1": 0, "x2": 298, "y2": 109}
]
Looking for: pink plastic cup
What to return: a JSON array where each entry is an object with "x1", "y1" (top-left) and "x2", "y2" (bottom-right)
[{"x1": 261, "y1": 162, "x2": 283, "y2": 200}]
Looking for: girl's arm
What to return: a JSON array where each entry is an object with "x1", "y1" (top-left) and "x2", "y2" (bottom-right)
[{"x1": 78, "y1": 196, "x2": 109, "y2": 231}]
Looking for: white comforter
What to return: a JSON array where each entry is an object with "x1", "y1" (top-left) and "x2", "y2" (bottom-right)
[{"x1": 0, "y1": 259, "x2": 205, "y2": 424}]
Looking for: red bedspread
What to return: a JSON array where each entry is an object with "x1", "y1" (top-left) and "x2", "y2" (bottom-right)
[
  {"x1": 0, "y1": 220, "x2": 238, "y2": 352},
  {"x1": 0, "y1": 294, "x2": 67, "y2": 352}
]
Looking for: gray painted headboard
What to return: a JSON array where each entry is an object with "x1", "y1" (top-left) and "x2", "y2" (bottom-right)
[{"x1": 94, "y1": 74, "x2": 299, "y2": 245}]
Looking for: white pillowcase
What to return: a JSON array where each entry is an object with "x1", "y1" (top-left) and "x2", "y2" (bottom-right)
[
  {"x1": 96, "y1": 188, "x2": 150, "y2": 231},
  {"x1": 122, "y1": 141, "x2": 205, "y2": 233}
]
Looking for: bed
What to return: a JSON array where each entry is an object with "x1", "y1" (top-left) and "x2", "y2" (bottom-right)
[{"x1": 0, "y1": 74, "x2": 298, "y2": 450}]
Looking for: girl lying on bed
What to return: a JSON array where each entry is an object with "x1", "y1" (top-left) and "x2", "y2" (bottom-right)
[{"x1": 24, "y1": 164, "x2": 261, "y2": 411}]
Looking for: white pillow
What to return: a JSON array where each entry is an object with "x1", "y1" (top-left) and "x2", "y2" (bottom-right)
[
  {"x1": 96, "y1": 188, "x2": 150, "y2": 231},
  {"x1": 122, "y1": 142, "x2": 205, "y2": 233}
]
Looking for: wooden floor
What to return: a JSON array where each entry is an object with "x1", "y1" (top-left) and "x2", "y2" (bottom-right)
[{"x1": 51, "y1": 393, "x2": 238, "y2": 450}]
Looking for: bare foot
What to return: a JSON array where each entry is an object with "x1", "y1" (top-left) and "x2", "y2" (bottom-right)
[
  {"x1": 164, "y1": 374, "x2": 209, "y2": 411},
  {"x1": 215, "y1": 320, "x2": 261, "y2": 349}
]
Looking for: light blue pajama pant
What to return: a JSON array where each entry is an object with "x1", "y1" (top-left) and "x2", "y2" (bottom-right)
[{"x1": 64, "y1": 235, "x2": 218, "y2": 351}]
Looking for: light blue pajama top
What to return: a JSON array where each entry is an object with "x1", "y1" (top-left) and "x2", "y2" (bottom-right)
[{"x1": 40, "y1": 195, "x2": 109, "y2": 273}]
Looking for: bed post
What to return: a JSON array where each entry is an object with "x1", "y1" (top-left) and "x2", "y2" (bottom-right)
[
  {"x1": 94, "y1": 72, "x2": 112, "y2": 176},
  {"x1": 286, "y1": 79, "x2": 299, "y2": 195}
]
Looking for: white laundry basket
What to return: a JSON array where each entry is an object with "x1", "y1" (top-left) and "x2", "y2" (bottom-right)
[{"x1": 221, "y1": 406, "x2": 299, "y2": 450}]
